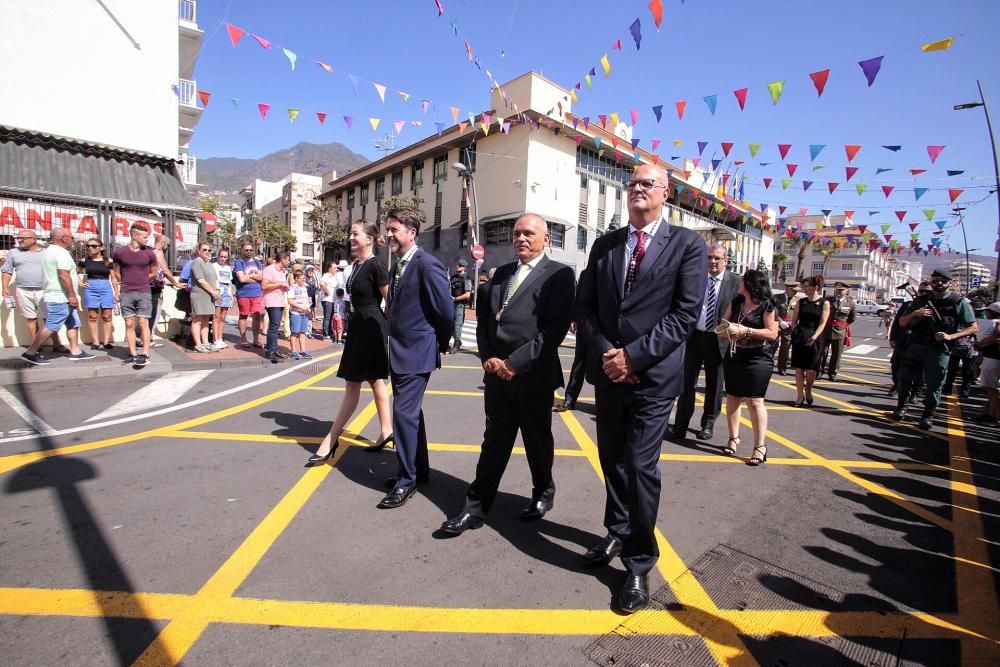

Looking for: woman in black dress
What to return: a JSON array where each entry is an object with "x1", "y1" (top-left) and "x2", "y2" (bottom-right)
[
  {"x1": 306, "y1": 220, "x2": 394, "y2": 466},
  {"x1": 790, "y1": 275, "x2": 831, "y2": 408},
  {"x1": 719, "y1": 270, "x2": 780, "y2": 466}
]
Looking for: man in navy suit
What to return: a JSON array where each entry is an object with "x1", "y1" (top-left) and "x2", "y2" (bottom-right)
[
  {"x1": 577, "y1": 163, "x2": 707, "y2": 613},
  {"x1": 439, "y1": 214, "x2": 575, "y2": 535},
  {"x1": 379, "y1": 208, "x2": 454, "y2": 509}
]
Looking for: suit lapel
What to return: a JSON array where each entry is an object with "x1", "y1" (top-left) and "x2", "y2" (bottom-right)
[
  {"x1": 610, "y1": 228, "x2": 627, "y2": 299},
  {"x1": 390, "y1": 249, "x2": 421, "y2": 310},
  {"x1": 636, "y1": 222, "x2": 673, "y2": 278},
  {"x1": 505, "y1": 255, "x2": 549, "y2": 309}
]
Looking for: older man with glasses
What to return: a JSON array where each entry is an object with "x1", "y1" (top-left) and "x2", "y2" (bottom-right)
[{"x1": 2, "y1": 229, "x2": 70, "y2": 352}]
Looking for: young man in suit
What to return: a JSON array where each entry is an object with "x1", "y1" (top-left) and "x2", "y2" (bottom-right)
[
  {"x1": 440, "y1": 214, "x2": 576, "y2": 535},
  {"x1": 577, "y1": 164, "x2": 707, "y2": 613},
  {"x1": 379, "y1": 208, "x2": 454, "y2": 509},
  {"x1": 671, "y1": 243, "x2": 740, "y2": 441}
]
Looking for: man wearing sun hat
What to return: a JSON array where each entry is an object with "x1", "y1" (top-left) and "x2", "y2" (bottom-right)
[{"x1": 892, "y1": 267, "x2": 977, "y2": 430}]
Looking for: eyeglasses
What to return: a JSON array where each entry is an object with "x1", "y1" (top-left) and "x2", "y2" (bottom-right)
[
  {"x1": 626, "y1": 179, "x2": 667, "y2": 192},
  {"x1": 86, "y1": 244, "x2": 101, "y2": 248},
  {"x1": 707, "y1": 255, "x2": 726, "y2": 261},
  {"x1": 15, "y1": 236, "x2": 31, "y2": 241}
]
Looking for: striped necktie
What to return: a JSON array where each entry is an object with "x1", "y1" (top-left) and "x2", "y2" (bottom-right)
[{"x1": 705, "y1": 278, "x2": 719, "y2": 329}]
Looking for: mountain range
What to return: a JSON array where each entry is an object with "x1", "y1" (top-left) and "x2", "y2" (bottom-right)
[{"x1": 197, "y1": 141, "x2": 370, "y2": 194}]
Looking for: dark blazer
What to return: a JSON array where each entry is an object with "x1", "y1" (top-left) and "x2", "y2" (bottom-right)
[
  {"x1": 577, "y1": 224, "x2": 708, "y2": 397},
  {"x1": 709, "y1": 271, "x2": 742, "y2": 355},
  {"x1": 476, "y1": 255, "x2": 576, "y2": 391},
  {"x1": 386, "y1": 248, "x2": 454, "y2": 375}
]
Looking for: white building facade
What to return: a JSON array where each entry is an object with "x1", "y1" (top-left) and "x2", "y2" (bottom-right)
[{"x1": 241, "y1": 174, "x2": 324, "y2": 264}]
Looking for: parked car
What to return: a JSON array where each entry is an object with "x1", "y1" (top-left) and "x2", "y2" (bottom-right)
[{"x1": 854, "y1": 299, "x2": 889, "y2": 316}]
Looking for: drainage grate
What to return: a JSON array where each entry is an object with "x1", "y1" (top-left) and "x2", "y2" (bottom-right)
[{"x1": 585, "y1": 544, "x2": 905, "y2": 666}]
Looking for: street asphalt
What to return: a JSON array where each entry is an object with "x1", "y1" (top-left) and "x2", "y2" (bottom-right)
[{"x1": 0, "y1": 315, "x2": 998, "y2": 665}]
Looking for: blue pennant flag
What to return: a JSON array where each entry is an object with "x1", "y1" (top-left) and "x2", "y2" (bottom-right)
[
  {"x1": 711, "y1": 158, "x2": 722, "y2": 171},
  {"x1": 703, "y1": 95, "x2": 717, "y2": 115},
  {"x1": 946, "y1": 170, "x2": 965, "y2": 176},
  {"x1": 882, "y1": 145, "x2": 902, "y2": 152},
  {"x1": 809, "y1": 144, "x2": 826, "y2": 161},
  {"x1": 875, "y1": 168, "x2": 892, "y2": 175},
  {"x1": 914, "y1": 187, "x2": 928, "y2": 201},
  {"x1": 652, "y1": 105, "x2": 663, "y2": 122}
]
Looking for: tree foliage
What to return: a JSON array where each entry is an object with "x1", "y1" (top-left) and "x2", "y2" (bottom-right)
[
  {"x1": 378, "y1": 194, "x2": 426, "y2": 223},
  {"x1": 309, "y1": 201, "x2": 347, "y2": 251},
  {"x1": 248, "y1": 213, "x2": 297, "y2": 255}
]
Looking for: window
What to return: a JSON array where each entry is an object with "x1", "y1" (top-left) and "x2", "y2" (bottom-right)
[
  {"x1": 301, "y1": 243, "x2": 314, "y2": 258},
  {"x1": 284, "y1": 211, "x2": 290, "y2": 228},
  {"x1": 411, "y1": 161, "x2": 424, "y2": 188},
  {"x1": 575, "y1": 146, "x2": 633, "y2": 183},
  {"x1": 486, "y1": 219, "x2": 514, "y2": 245},
  {"x1": 615, "y1": 188, "x2": 622, "y2": 200},
  {"x1": 811, "y1": 262, "x2": 823, "y2": 273},
  {"x1": 375, "y1": 177, "x2": 385, "y2": 202},
  {"x1": 302, "y1": 211, "x2": 312, "y2": 232},
  {"x1": 597, "y1": 208, "x2": 605, "y2": 232},
  {"x1": 391, "y1": 171, "x2": 403, "y2": 195},
  {"x1": 580, "y1": 173, "x2": 588, "y2": 189},
  {"x1": 550, "y1": 223, "x2": 565, "y2": 250},
  {"x1": 433, "y1": 154, "x2": 449, "y2": 183},
  {"x1": 347, "y1": 190, "x2": 355, "y2": 210},
  {"x1": 459, "y1": 195, "x2": 469, "y2": 225},
  {"x1": 599, "y1": 182, "x2": 606, "y2": 196},
  {"x1": 434, "y1": 190, "x2": 443, "y2": 228},
  {"x1": 841, "y1": 263, "x2": 854, "y2": 271},
  {"x1": 577, "y1": 227, "x2": 587, "y2": 251},
  {"x1": 360, "y1": 183, "x2": 369, "y2": 205},
  {"x1": 459, "y1": 142, "x2": 476, "y2": 172},
  {"x1": 461, "y1": 222, "x2": 469, "y2": 247},
  {"x1": 433, "y1": 225, "x2": 441, "y2": 249}
]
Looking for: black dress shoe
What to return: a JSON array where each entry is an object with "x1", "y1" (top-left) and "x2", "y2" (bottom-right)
[
  {"x1": 616, "y1": 573, "x2": 649, "y2": 614},
  {"x1": 440, "y1": 511, "x2": 485, "y2": 535},
  {"x1": 582, "y1": 534, "x2": 623, "y2": 567},
  {"x1": 519, "y1": 496, "x2": 554, "y2": 522},
  {"x1": 890, "y1": 409, "x2": 906, "y2": 421},
  {"x1": 364, "y1": 433, "x2": 395, "y2": 452},
  {"x1": 695, "y1": 426, "x2": 714, "y2": 441},
  {"x1": 377, "y1": 485, "x2": 416, "y2": 509},
  {"x1": 383, "y1": 474, "x2": 429, "y2": 489},
  {"x1": 917, "y1": 417, "x2": 933, "y2": 430},
  {"x1": 669, "y1": 426, "x2": 687, "y2": 441}
]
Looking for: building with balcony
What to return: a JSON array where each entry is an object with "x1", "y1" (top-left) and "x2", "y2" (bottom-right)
[
  {"x1": 241, "y1": 174, "x2": 324, "y2": 264},
  {"x1": 950, "y1": 259, "x2": 993, "y2": 291},
  {"x1": 318, "y1": 72, "x2": 774, "y2": 276}
]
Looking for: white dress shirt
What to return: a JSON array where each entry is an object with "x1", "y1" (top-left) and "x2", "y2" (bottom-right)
[{"x1": 696, "y1": 270, "x2": 725, "y2": 331}]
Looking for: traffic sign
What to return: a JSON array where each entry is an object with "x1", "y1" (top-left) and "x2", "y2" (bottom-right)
[
  {"x1": 970, "y1": 275, "x2": 982, "y2": 288},
  {"x1": 471, "y1": 244, "x2": 485, "y2": 260}
]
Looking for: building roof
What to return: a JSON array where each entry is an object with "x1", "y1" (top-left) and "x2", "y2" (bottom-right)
[{"x1": 0, "y1": 125, "x2": 199, "y2": 211}]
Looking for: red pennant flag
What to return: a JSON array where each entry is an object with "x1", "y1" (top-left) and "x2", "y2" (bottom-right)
[
  {"x1": 682, "y1": 170, "x2": 692, "y2": 180},
  {"x1": 857, "y1": 224, "x2": 868, "y2": 233},
  {"x1": 197, "y1": 90, "x2": 211, "y2": 107},
  {"x1": 948, "y1": 188, "x2": 964, "y2": 203},
  {"x1": 844, "y1": 145, "x2": 862, "y2": 162},
  {"x1": 611, "y1": 137, "x2": 620, "y2": 149},
  {"x1": 675, "y1": 100, "x2": 686, "y2": 120},
  {"x1": 809, "y1": 69, "x2": 830, "y2": 96},
  {"x1": 733, "y1": 88, "x2": 748, "y2": 110},
  {"x1": 251, "y1": 33, "x2": 272, "y2": 50},
  {"x1": 882, "y1": 185, "x2": 894, "y2": 198},
  {"x1": 225, "y1": 23, "x2": 246, "y2": 48},
  {"x1": 257, "y1": 103, "x2": 270, "y2": 119},
  {"x1": 845, "y1": 166, "x2": 859, "y2": 181},
  {"x1": 612, "y1": 39, "x2": 622, "y2": 50},
  {"x1": 910, "y1": 169, "x2": 927, "y2": 175},
  {"x1": 786, "y1": 164, "x2": 798, "y2": 177},
  {"x1": 763, "y1": 177, "x2": 773, "y2": 189},
  {"x1": 828, "y1": 182, "x2": 839, "y2": 194},
  {"x1": 844, "y1": 210, "x2": 855, "y2": 220},
  {"x1": 721, "y1": 142, "x2": 733, "y2": 157},
  {"x1": 599, "y1": 114, "x2": 608, "y2": 127},
  {"x1": 884, "y1": 234, "x2": 893, "y2": 242},
  {"x1": 895, "y1": 211, "x2": 906, "y2": 222},
  {"x1": 651, "y1": 154, "x2": 660, "y2": 166},
  {"x1": 778, "y1": 144, "x2": 792, "y2": 160},
  {"x1": 648, "y1": 0, "x2": 663, "y2": 29},
  {"x1": 909, "y1": 223, "x2": 919, "y2": 231},
  {"x1": 316, "y1": 112, "x2": 327, "y2": 124}
]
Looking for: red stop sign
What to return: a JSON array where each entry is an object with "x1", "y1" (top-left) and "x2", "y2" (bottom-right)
[{"x1": 471, "y1": 244, "x2": 485, "y2": 260}]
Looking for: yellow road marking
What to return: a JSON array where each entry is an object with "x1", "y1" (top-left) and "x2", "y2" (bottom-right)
[{"x1": 304, "y1": 386, "x2": 484, "y2": 397}]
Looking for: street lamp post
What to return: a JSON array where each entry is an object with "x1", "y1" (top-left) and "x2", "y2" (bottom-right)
[
  {"x1": 955, "y1": 79, "x2": 1000, "y2": 300},
  {"x1": 451, "y1": 161, "x2": 481, "y2": 309},
  {"x1": 952, "y1": 206, "x2": 973, "y2": 293}
]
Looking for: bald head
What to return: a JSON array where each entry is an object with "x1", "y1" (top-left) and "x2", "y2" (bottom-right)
[
  {"x1": 49, "y1": 227, "x2": 74, "y2": 247},
  {"x1": 513, "y1": 213, "x2": 549, "y2": 262},
  {"x1": 626, "y1": 163, "x2": 669, "y2": 228}
]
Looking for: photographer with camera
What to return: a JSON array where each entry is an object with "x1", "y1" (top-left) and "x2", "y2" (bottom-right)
[{"x1": 891, "y1": 268, "x2": 977, "y2": 430}]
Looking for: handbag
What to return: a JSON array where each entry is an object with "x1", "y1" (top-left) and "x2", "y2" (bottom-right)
[
  {"x1": 713, "y1": 319, "x2": 741, "y2": 340},
  {"x1": 174, "y1": 288, "x2": 191, "y2": 314}
]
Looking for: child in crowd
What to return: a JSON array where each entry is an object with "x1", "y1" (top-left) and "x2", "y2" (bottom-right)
[
  {"x1": 332, "y1": 287, "x2": 347, "y2": 345},
  {"x1": 287, "y1": 270, "x2": 312, "y2": 360}
]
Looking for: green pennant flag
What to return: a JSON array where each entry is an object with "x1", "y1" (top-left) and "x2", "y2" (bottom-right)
[
  {"x1": 585, "y1": 74, "x2": 592, "y2": 89},
  {"x1": 767, "y1": 80, "x2": 785, "y2": 105},
  {"x1": 880, "y1": 223, "x2": 891, "y2": 233},
  {"x1": 713, "y1": 202, "x2": 724, "y2": 214},
  {"x1": 812, "y1": 165, "x2": 825, "y2": 172},
  {"x1": 923, "y1": 209, "x2": 936, "y2": 221},
  {"x1": 856, "y1": 183, "x2": 867, "y2": 195},
  {"x1": 781, "y1": 178, "x2": 791, "y2": 190},
  {"x1": 749, "y1": 143, "x2": 761, "y2": 158}
]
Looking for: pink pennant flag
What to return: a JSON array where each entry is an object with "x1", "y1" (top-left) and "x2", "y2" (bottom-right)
[
  {"x1": 778, "y1": 144, "x2": 792, "y2": 160},
  {"x1": 225, "y1": 23, "x2": 246, "y2": 48},
  {"x1": 251, "y1": 34, "x2": 272, "y2": 50},
  {"x1": 721, "y1": 142, "x2": 733, "y2": 157},
  {"x1": 421, "y1": 99, "x2": 431, "y2": 113},
  {"x1": 197, "y1": 90, "x2": 211, "y2": 107},
  {"x1": 630, "y1": 109, "x2": 639, "y2": 125},
  {"x1": 882, "y1": 185, "x2": 894, "y2": 198},
  {"x1": 435, "y1": 0, "x2": 444, "y2": 16},
  {"x1": 733, "y1": 88, "x2": 748, "y2": 110},
  {"x1": 316, "y1": 112, "x2": 327, "y2": 125},
  {"x1": 828, "y1": 182, "x2": 839, "y2": 194},
  {"x1": 464, "y1": 39, "x2": 473, "y2": 61},
  {"x1": 895, "y1": 211, "x2": 907, "y2": 222},
  {"x1": 926, "y1": 145, "x2": 945, "y2": 163},
  {"x1": 575, "y1": 135, "x2": 584, "y2": 146},
  {"x1": 675, "y1": 100, "x2": 686, "y2": 120},
  {"x1": 844, "y1": 145, "x2": 862, "y2": 162},
  {"x1": 411, "y1": 120, "x2": 423, "y2": 127},
  {"x1": 257, "y1": 103, "x2": 270, "y2": 119},
  {"x1": 393, "y1": 120, "x2": 405, "y2": 135},
  {"x1": 650, "y1": 138, "x2": 661, "y2": 152},
  {"x1": 612, "y1": 39, "x2": 622, "y2": 50},
  {"x1": 373, "y1": 83, "x2": 387, "y2": 103},
  {"x1": 809, "y1": 69, "x2": 830, "y2": 97},
  {"x1": 948, "y1": 188, "x2": 964, "y2": 203}
]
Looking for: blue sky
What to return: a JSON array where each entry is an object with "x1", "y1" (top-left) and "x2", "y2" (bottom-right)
[{"x1": 189, "y1": 0, "x2": 1000, "y2": 255}]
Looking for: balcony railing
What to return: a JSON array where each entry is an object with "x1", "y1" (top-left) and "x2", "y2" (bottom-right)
[
  {"x1": 179, "y1": 154, "x2": 197, "y2": 185},
  {"x1": 178, "y1": 79, "x2": 198, "y2": 108},
  {"x1": 179, "y1": 0, "x2": 196, "y2": 23}
]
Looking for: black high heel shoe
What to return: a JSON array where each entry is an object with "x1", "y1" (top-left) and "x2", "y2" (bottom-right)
[
  {"x1": 805, "y1": 390, "x2": 814, "y2": 406},
  {"x1": 305, "y1": 438, "x2": 340, "y2": 467},
  {"x1": 364, "y1": 433, "x2": 395, "y2": 452},
  {"x1": 747, "y1": 444, "x2": 767, "y2": 466}
]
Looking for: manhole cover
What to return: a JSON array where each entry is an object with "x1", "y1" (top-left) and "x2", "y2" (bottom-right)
[
  {"x1": 585, "y1": 545, "x2": 906, "y2": 666},
  {"x1": 294, "y1": 362, "x2": 340, "y2": 376}
]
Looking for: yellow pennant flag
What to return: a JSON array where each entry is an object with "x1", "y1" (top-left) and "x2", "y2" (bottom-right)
[
  {"x1": 585, "y1": 73, "x2": 592, "y2": 89},
  {"x1": 609, "y1": 112, "x2": 619, "y2": 127},
  {"x1": 921, "y1": 37, "x2": 954, "y2": 52},
  {"x1": 600, "y1": 54, "x2": 611, "y2": 78},
  {"x1": 672, "y1": 139, "x2": 683, "y2": 146},
  {"x1": 369, "y1": 118, "x2": 380, "y2": 131},
  {"x1": 287, "y1": 108, "x2": 299, "y2": 123},
  {"x1": 398, "y1": 91, "x2": 411, "y2": 102},
  {"x1": 480, "y1": 121, "x2": 490, "y2": 136},
  {"x1": 569, "y1": 89, "x2": 578, "y2": 104}
]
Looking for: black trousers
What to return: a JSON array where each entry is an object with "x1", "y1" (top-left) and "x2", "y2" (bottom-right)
[
  {"x1": 595, "y1": 385, "x2": 674, "y2": 576},
  {"x1": 674, "y1": 330, "x2": 724, "y2": 431},
  {"x1": 563, "y1": 335, "x2": 587, "y2": 405},
  {"x1": 944, "y1": 348, "x2": 976, "y2": 394},
  {"x1": 463, "y1": 376, "x2": 556, "y2": 517}
]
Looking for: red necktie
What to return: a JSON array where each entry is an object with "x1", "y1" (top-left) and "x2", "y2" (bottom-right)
[{"x1": 624, "y1": 230, "x2": 646, "y2": 296}]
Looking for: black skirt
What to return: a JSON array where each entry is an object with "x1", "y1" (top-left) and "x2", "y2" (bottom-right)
[{"x1": 724, "y1": 344, "x2": 773, "y2": 398}]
